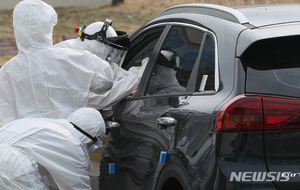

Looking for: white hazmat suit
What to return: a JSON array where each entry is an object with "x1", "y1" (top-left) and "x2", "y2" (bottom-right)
[
  {"x1": 0, "y1": 0, "x2": 114, "y2": 127},
  {"x1": 55, "y1": 21, "x2": 146, "y2": 110},
  {"x1": 0, "y1": 108, "x2": 106, "y2": 190}
]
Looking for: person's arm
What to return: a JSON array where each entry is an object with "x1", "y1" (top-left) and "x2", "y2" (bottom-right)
[
  {"x1": 87, "y1": 54, "x2": 115, "y2": 94},
  {"x1": 87, "y1": 58, "x2": 148, "y2": 109},
  {"x1": 88, "y1": 71, "x2": 140, "y2": 110}
]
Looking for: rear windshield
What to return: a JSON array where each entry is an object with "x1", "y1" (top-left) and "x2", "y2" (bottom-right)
[{"x1": 241, "y1": 35, "x2": 300, "y2": 98}]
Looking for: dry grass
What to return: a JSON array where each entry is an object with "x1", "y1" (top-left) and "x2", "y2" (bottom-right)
[
  {"x1": 52, "y1": 0, "x2": 300, "y2": 43},
  {"x1": 0, "y1": 0, "x2": 299, "y2": 43},
  {"x1": 0, "y1": 0, "x2": 298, "y2": 64}
]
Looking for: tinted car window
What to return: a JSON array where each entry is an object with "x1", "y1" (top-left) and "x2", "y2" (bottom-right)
[
  {"x1": 146, "y1": 26, "x2": 206, "y2": 96},
  {"x1": 197, "y1": 33, "x2": 215, "y2": 91},
  {"x1": 123, "y1": 27, "x2": 164, "y2": 69},
  {"x1": 242, "y1": 35, "x2": 300, "y2": 98}
]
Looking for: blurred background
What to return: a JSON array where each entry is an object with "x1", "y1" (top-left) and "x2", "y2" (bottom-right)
[
  {"x1": 1, "y1": 0, "x2": 300, "y2": 43},
  {"x1": 0, "y1": 0, "x2": 300, "y2": 65}
]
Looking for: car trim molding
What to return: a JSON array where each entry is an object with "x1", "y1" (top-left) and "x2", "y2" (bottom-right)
[{"x1": 157, "y1": 3, "x2": 249, "y2": 25}]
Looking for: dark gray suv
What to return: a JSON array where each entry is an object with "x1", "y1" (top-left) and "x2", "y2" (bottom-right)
[{"x1": 99, "y1": 3, "x2": 300, "y2": 190}]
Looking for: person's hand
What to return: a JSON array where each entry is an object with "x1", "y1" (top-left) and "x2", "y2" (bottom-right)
[
  {"x1": 132, "y1": 90, "x2": 137, "y2": 97},
  {"x1": 137, "y1": 57, "x2": 149, "y2": 77}
]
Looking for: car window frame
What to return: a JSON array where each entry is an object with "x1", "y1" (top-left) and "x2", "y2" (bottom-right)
[
  {"x1": 187, "y1": 32, "x2": 219, "y2": 93},
  {"x1": 166, "y1": 23, "x2": 219, "y2": 94},
  {"x1": 124, "y1": 22, "x2": 219, "y2": 100}
]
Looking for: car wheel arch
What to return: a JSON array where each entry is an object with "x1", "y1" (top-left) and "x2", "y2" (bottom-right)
[{"x1": 155, "y1": 161, "x2": 193, "y2": 190}]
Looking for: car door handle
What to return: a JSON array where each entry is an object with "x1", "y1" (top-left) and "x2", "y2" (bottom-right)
[{"x1": 156, "y1": 117, "x2": 177, "y2": 130}]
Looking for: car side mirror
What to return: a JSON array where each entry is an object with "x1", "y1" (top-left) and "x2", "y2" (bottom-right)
[{"x1": 156, "y1": 117, "x2": 177, "y2": 130}]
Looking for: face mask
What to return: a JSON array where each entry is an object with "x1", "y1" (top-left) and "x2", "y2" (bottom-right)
[
  {"x1": 86, "y1": 136, "x2": 103, "y2": 153},
  {"x1": 70, "y1": 122, "x2": 102, "y2": 153},
  {"x1": 75, "y1": 19, "x2": 129, "y2": 66}
]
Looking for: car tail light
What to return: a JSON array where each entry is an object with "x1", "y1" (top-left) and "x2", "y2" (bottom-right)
[
  {"x1": 263, "y1": 96, "x2": 300, "y2": 130},
  {"x1": 215, "y1": 94, "x2": 300, "y2": 132},
  {"x1": 215, "y1": 95, "x2": 263, "y2": 132}
]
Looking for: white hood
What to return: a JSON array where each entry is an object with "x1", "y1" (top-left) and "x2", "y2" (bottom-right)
[
  {"x1": 13, "y1": 0, "x2": 57, "y2": 52},
  {"x1": 67, "y1": 108, "x2": 106, "y2": 144}
]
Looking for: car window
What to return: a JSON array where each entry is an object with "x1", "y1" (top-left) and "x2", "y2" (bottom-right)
[
  {"x1": 196, "y1": 33, "x2": 215, "y2": 92},
  {"x1": 146, "y1": 26, "x2": 209, "y2": 95},
  {"x1": 123, "y1": 27, "x2": 164, "y2": 69},
  {"x1": 242, "y1": 35, "x2": 300, "y2": 98}
]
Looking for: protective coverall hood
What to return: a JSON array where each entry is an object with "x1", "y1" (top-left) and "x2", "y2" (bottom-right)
[
  {"x1": 67, "y1": 108, "x2": 106, "y2": 144},
  {"x1": 13, "y1": 0, "x2": 57, "y2": 52},
  {"x1": 148, "y1": 50, "x2": 182, "y2": 94}
]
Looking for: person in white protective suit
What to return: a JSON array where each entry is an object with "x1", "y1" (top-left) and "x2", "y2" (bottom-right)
[
  {"x1": 0, "y1": 0, "x2": 114, "y2": 127},
  {"x1": 0, "y1": 108, "x2": 106, "y2": 190},
  {"x1": 55, "y1": 19, "x2": 146, "y2": 110}
]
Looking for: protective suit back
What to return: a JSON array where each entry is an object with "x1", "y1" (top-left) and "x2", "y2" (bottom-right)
[
  {"x1": 0, "y1": 0, "x2": 114, "y2": 126},
  {"x1": 0, "y1": 145, "x2": 47, "y2": 190},
  {"x1": 0, "y1": 108, "x2": 106, "y2": 190}
]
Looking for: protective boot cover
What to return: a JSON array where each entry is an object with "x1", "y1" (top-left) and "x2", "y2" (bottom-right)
[{"x1": 0, "y1": 0, "x2": 114, "y2": 127}]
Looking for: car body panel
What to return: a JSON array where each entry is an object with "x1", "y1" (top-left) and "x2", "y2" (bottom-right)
[
  {"x1": 236, "y1": 23, "x2": 300, "y2": 57},
  {"x1": 99, "y1": 3, "x2": 300, "y2": 190},
  {"x1": 236, "y1": 3, "x2": 300, "y2": 27},
  {"x1": 264, "y1": 130, "x2": 300, "y2": 189}
]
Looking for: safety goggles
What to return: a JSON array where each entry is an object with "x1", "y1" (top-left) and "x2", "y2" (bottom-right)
[
  {"x1": 86, "y1": 136, "x2": 103, "y2": 153},
  {"x1": 157, "y1": 47, "x2": 180, "y2": 71},
  {"x1": 71, "y1": 122, "x2": 103, "y2": 153},
  {"x1": 74, "y1": 19, "x2": 130, "y2": 66}
]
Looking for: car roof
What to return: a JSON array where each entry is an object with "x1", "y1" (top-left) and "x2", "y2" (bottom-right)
[
  {"x1": 157, "y1": 3, "x2": 300, "y2": 28},
  {"x1": 235, "y1": 4, "x2": 300, "y2": 27}
]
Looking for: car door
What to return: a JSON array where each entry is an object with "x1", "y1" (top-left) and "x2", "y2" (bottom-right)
[{"x1": 100, "y1": 23, "x2": 217, "y2": 190}]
